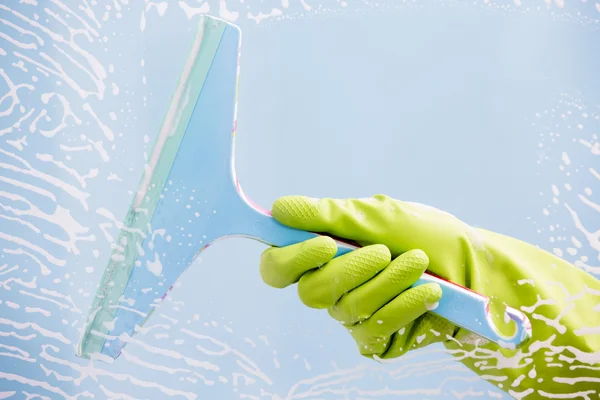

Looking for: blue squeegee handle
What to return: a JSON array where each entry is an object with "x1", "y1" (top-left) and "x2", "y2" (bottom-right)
[{"x1": 246, "y1": 207, "x2": 532, "y2": 349}]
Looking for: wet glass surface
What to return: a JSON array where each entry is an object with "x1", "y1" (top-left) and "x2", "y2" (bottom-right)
[{"x1": 0, "y1": 1, "x2": 599, "y2": 399}]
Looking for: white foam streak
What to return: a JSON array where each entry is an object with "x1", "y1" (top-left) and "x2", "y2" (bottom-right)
[
  {"x1": 181, "y1": 328, "x2": 272, "y2": 385},
  {"x1": 0, "y1": 318, "x2": 70, "y2": 344},
  {"x1": 0, "y1": 232, "x2": 65, "y2": 267},
  {"x1": 0, "y1": 371, "x2": 93, "y2": 400},
  {"x1": 0, "y1": 68, "x2": 34, "y2": 120},
  {"x1": 0, "y1": 147, "x2": 90, "y2": 210},
  {"x1": 3, "y1": 248, "x2": 51, "y2": 276},
  {"x1": 178, "y1": 1, "x2": 210, "y2": 19}
]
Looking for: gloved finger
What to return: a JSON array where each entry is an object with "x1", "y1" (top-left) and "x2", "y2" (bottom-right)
[
  {"x1": 350, "y1": 323, "x2": 404, "y2": 357},
  {"x1": 382, "y1": 313, "x2": 454, "y2": 359},
  {"x1": 297, "y1": 244, "x2": 391, "y2": 309},
  {"x1": 271, "y1": 195, "x2": 392, "y2": 243},
  {"x1": 328, "y1": 249, "x2": 429, "y2": 325},
  {"x1": 260, "y1": 236, "x2": 337, "y2": 289},
  {"x1": 349, "y1": 283, "x2": 442, "y2": 355}
]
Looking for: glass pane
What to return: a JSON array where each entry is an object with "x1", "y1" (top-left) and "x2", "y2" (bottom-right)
[{"x1": 1, "y1": 1, "x2": 598, "y2": 399}]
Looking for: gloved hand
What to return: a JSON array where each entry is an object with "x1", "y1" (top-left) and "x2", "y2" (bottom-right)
[
  {"x1": 260, "y1": 209, "x2": 456, "y2": 358},
  {"x1": 260, "y1": 195, "x2": 600, "y2": 396}
]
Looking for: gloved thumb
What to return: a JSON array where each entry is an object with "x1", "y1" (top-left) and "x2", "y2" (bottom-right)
[{"x1": 271, "y1": 195, "x2": 391, "y2": 244}]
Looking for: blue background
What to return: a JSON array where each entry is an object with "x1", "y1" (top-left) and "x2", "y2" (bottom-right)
[{"x1": 0, "y1": 0, "x2": 599, "y2": 399}]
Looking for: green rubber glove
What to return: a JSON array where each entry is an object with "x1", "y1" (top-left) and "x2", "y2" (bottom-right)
[{"x1": 260, "y1": 195, "x2": 600, "y2": 397}]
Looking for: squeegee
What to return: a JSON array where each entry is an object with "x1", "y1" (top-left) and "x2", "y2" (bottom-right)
[{"x1": 78, "y1": 16, "x2": 532, "y2": 360}]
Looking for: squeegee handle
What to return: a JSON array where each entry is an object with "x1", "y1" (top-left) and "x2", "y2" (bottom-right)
[{"x1": 248, "y1": 208, "x2": 532, "y2": 349}]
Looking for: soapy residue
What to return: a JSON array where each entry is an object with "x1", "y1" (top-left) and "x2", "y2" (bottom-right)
[
  {"x1": 531, "y1": 92, "x2": 600, "y2": 277},
  {"x1": 1, "y1": 0, "x2": 599, "y2": 399}
]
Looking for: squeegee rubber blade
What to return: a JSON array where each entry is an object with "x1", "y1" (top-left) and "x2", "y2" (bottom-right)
[{"x1": 78, "y1": 18, "x2": 241, "y2": 359}]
